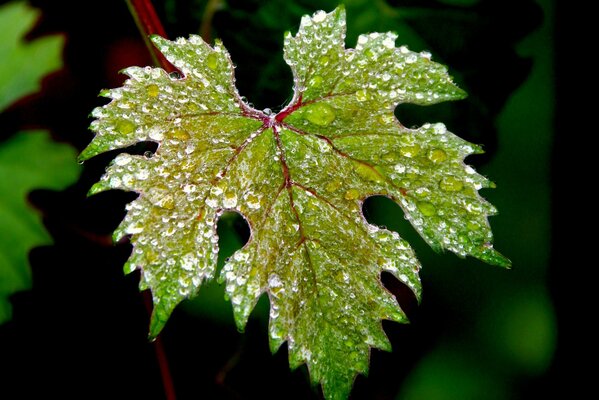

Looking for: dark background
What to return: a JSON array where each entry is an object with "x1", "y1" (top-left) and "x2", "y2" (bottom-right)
[{"x1": 0, "y1": 0, "x2": 579, "y2": 398}]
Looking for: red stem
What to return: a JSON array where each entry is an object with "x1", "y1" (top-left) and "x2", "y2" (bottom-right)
[{"x1": 126, "y1": 0, "x2": 178, "y2": 73}]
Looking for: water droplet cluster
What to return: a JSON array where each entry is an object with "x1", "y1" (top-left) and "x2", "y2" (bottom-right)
[{"x1": 82, "y1": 7, "x2": 508, "y2": 399}]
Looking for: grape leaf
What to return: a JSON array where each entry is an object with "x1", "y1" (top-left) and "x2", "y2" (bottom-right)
[
  {"x1": 0, "y1": 1, "x2": 81, "y2": 323},
  {"x1": 82, "y1": 7, "x2": 509, "y2": 399}
]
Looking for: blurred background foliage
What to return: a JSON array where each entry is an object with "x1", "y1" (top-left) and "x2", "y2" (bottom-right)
[{"x1": 0, "y1": 0, "x2": 564, "y2": 398}]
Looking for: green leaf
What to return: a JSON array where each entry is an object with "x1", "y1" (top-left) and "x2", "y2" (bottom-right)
[
  {"x1": 0, "y1": 132, "x2": 81, "y2": 323},
  {"x1": 0, "y1": 1, "x2": 81, "y2": 323},
  {"x1": 83, "y1": 7, "x2": 508, "y2": 399},
  {"x1": 0, "y1": 2, "x2": 63, "y2": 111}
]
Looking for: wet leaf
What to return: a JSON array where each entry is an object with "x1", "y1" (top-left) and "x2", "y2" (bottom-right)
[{"x1": 82, "y1": 7, "x2": 508, "y2": 399}]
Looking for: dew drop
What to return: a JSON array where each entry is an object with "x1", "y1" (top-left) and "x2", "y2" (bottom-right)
[
  {"x1": 115, "y1": 154, "x2": 132, "y2": 166},
  {"x1": 439, "y1": 176, "x2": 464, "y2": 192},
  {"x1": 382, "y1": 36, "x2": 395, "y2": 49},
  {"x1": 135, "y1": 170, "x2": 149, "y2": 181},
  {"x1": 382, "y1": 151, "x2": 400, "y2": 162},
  {"x1": 433, "y1": 123, "x2": 447, "y2": 135},
  {"x1": 309, "y1": 75, "x2": 323, "y2": 87},
  {"x1": 269, "y1": 274, "x2": 282, "y2": 287},
  {"x1": 146, "y1": 84, "x2": 160, "y2": 97},
  {"x1": 344, "y1": 188, "x2": 360, "y2": 200},
  {"x1": 353, "y1": 162, "x2": 383, "y2": 183},
  {"x1": 467, "y1": 221, "x2": 481, "y2": 231},
  {"x1": 171, "y1": 128, "x2": 190, "y2": 140},
  {"x1": 180, "y1": 253, "x2": 196, "y2": 271},
  {"x1": 356, "y1": 89, "x2": 368, "y2": 102},
  {"x1": 378, "y1": 114, "x2": 395, "y2": 124},
  {"x1": 312, "y1": 10, "x2": 326, "y2": 23},
  {"x1": 148, "y1": 127, "x2": 164, "y2": 141},
  {"x1": 206, "y1": 53, "x2": 218, "y2": 70},
  {"x1": 417, "y1": 201, "x2": 436, "y2": 216},
  {"x1": 246, "y1": 193, "x2": 261, "y2": 209},
  {"x1": 125, "y1": 222, "x2": 144, "y2": 234},
  {"x1": 428, "y1": 148, "x2": 447, "y2": 163},
  {"x1": 325, "y1": 180, "x2": 342, "y2": 192},
  {"x1": 223, "y1": 189, "x2": 238, "y2": 208},
  {"x1": 116, "y1": 119, "x2": 136, "y2": 135},
  {"x1": 157, "y1": 194, "x2": 175, "y2": 209},
  {"x1": 399, "y1": 144, "x2": 421, "y2": 158},
  {"x1": 304, "y1": 102, "x2": 336, "y2": 126}
]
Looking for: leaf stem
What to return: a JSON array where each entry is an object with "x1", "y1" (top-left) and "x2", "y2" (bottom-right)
[{"x1": 125, "y1": 0, "x2": 177, "y2": 73}]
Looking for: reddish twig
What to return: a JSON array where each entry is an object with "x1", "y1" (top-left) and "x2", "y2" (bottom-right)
[{"x1": 126, "y1": 0, "x2": 177, "y2": 73}]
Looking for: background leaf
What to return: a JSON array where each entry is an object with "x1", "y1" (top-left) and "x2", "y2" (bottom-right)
[
  {"x1": 0, "y1": 1, "x2": 63, "y2": 110},
  {"x1": 0, "y1": 1, "x2": 80, "y2": 324}
]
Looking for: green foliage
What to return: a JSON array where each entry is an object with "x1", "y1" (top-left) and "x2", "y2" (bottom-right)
[
  {"x1": 83, "y1": 7, "x2": 507, "y2": 399},
  {"x1": 0, "y1": 2, "x2": 63, "y2": 110},
  {"x1": 0, "y1": 1, "x2": 81, "y2": 323}
]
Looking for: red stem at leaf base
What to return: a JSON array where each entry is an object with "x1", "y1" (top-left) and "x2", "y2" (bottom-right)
[{"x1": 126, "y1": 0, "x2": 178, "y2": 73}]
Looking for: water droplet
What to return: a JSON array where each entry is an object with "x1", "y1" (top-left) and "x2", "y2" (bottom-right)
[
  {"x1": 146, "y1": 84, "x2": 159, "y2": 97},
  {"x1": 312, "y1": 10, "x2": 326, "y2": 23},
  {"x1": 246, "y1": 193, "x2": 261, "y2": 209},
  {"x1": 125, "y1": 222, "x2": 144, "y2": 234},
  {"x1": 382, "y1": 151, "x2": 400, "y2": 162},
  {"x1": 344, "y1": 188, "x2": 360, "y2": 200},
  {"x1": 169, "y1": 71, "x2": 182, "y2": 79},
  {"x1": 399, "y1": 144, "x2": 421, "y2": 158},
  {"x1": 180, "y1": 253, "x2": 196, "y2": 271},
  {"x1": 269, "y1": 274, "x2": 282, "y2": 287},
  {"x1": 467, "y1": 221, "x2": 481, "y2": 231},
  {"x1": 148, "y1": 127, "x2": 164, "y2": 141},
  {"x1": 428, "y1": 148, "x2": 447, "y2": 163},
  {"x1": 382, "y1": 36, "x2": 395, "y2": 49},
  {"x1": 157, "y1": 194, "x2": 175, "y2": 209},
  {"x1": 353, "y1": 161, "x2": 383, "y2": 183},
  {"x1": 304, "y1": 102, "x2": 336, "y2": 126},
  {"x1": 171, "y1": 128, "x2": 190, "y2": 140},
  {"x1": 309, "y1": 75, "x2": 323, "y2": 87},
  {"x1": 439, "y1": 176, "x2": 464, "y2": 192},
  {"x1": 116, "y1": 119, "x2": 136, "y2": 135},
  {"x1": 115, "y1": 154, "x2": 132, "y2": 166},
  {"x1": 206, "y1": 53, "x2": 218, "y2": 70},
  {"x1": 223, "y1": 189, "x2": 238, "y2": 208},
  {"x1": 417, "y1": 201, "x2": 436, "y2": 216},
  {"x1": 378, "y1": 114, "x2": 395, "y2": 124},
  {"x1": 232, "y1": 294, "x2": 243, "y2": 305},
  {"x1": 319, "y1": 55, "x2": 330, "y2": 66},
  {"x1": 355, "y1": 89, "x2": 368, "y2": 102},
  {"x1": 325, "y1": 180, "x2": 342, "y2": 192},
  {"x1": 433, "y1": 123, "x2": 447, "y2": 135},
  {"x1": 136, "y1": 169, "x2": 149, "y2": 180}
]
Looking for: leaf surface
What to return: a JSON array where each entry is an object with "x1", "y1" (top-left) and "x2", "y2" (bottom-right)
[{"x1": 83, "y1": 7, "x2": 508, "y2": 399}]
